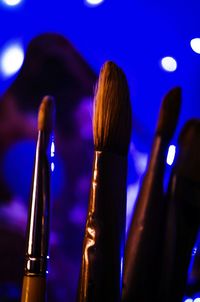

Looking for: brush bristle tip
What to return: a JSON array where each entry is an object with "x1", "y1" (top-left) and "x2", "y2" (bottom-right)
[
  {"x1": 38, "y1": 95, "x2": 55, "y2": 132},
  {"x1": 93, "y1": 61, "x2": 132, "y2": 155},
  {"x1": 156, "y1": 86, "x2": 182, "y2": 140}
]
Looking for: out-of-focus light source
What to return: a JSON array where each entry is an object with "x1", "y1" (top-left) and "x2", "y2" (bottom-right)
[
  {"x1": 184, "y1": 299, "x2": 193, "y2": 302},
  {"x1": 85, "y1": 0, "x2": 104, "y2": 6},
  {"x1": 166, "y1": 145, "x2": 176, "y2": 166},
  {"x1": 51, "y1": 140, "x2": 55, "y2": 157},
  {"x1": 190, "y1": 38, "x2": 200, "y2": 54},
  {"x1": 194, "y1": 298, "x2": 200, "y2": 302},
  {"x1": 161, "y1": 56, "x2": 177, "y2": 72},
  {"x1": 2, "y1": 0, "x2": 22, "y2": 6},
  {"x1": 192, "y1": 246, "x2": 198, "y2": 256},
  {"x1": 51, "y1": 162, "x2": 55, "y2": 172},
  {"x1": 0, "y1": 43, "x2": 24, "y2": 77}
]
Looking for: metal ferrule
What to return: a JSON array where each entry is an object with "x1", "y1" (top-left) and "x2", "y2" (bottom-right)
[
  {"x1": 77, "y1": 151, "x2": 128, "y2": 302},
  {"x1": 24, "y1": 130, "x2": 51, "y2": 277}
]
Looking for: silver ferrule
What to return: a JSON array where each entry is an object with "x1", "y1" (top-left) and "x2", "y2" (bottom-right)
[{"x1": 24, "y1": 256, "x2": 49, "y2": 276}]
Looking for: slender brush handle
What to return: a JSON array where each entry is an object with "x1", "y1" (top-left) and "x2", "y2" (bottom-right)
[
  {"x1": 77, "y1": 151, "x2": 127, "y2": 302},
  {"x1": 21, "y1": 275, "x2": 46, "y2": 302},
  {"x1": 122, "y1": 137, "x2": 166, "y2": 301}
]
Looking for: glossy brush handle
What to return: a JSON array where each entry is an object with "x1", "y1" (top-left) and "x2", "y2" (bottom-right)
[
  {"x1": 77, "y1": 151, "x2": 127, "y2": 302},
  {"x1": 21, "y1": 275, "x2": 46, "y2": 302}
]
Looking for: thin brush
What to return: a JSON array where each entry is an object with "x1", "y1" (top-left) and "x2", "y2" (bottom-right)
[
  {"x1": 122, "y1": 87, "x2": 181, "y2": 302},
  {"x1": 21, "y1": 96, "x2": 55, "y2": 302},
  {"x1": 160, "y1": 119, "x2": 200, "y2": 302},
  {"x1": 77, "y1": 61, "x2": 132, "y2": 302}
]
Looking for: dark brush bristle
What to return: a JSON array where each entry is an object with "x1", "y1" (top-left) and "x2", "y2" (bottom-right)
[
  {"x1": 175, "y1": 119, "x2": 200, "y2": 181},
  {"x1": 93, "y1": 61, "x2": 132, "y2": 156},
  {"x1": 156, "y1": 87, "x2": 181, "y2": 140}
]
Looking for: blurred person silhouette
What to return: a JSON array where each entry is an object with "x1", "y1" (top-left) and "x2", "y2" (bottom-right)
[{"x1": 0, "y1": 32, "x2": 96, "y2": 302}]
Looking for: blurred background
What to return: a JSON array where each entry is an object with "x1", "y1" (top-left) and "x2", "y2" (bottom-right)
[{"x1": 0, "y1": 0, "x2": 200, "y2": 301}]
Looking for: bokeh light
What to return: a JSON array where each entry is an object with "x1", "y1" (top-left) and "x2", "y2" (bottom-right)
[
  {"x1": 190, "y1": 38, "x2": 200, "y2": 54},
  {"x1": 51, "y1": 162, "x2": 55, "y2": 172},
  {"x1": 51, "y1": 140, "x2": 55, "y2": 157},
  {"x1": 2, "y1": 0, "x2": 22, "y2": 6},
  {"x1": 0, "y1": 42, "x2": 24, "y2": 77},
  {"x1": 161, "y1": 56, "x2": 177, "y2": 72},
  {"x1": 85, "y1": 0, "x2": 104, "y2": 7},
  {"x1": 166, "y1": 145, "x2": 176, "y2": 166}
]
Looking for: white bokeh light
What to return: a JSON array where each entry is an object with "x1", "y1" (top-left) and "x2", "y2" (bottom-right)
[
  {"x1": 0, "y1": 43, "x2": 24, "y2": 77},
  {"x1": 51, "y1": 162, "x2": 55, "y2": 172},
  {"x1": 194, "y1": 298, "x2": 200, "y2": 302},
  {"x1": 184, "y1": 299, "x2": 193, "y2": 302},
  {"x1": 85, "y1": 0, "x2": 104, "y2": 6},
  {"x1": 166, "y1": 145, "x2": 176, "y2": 166},
  {"x1": 190, "y1": 38, "x2": 200, "y2": 54},
  {"x1": 2, "y1": 0, "x2": 22, "y2": 6},
  {"x1": 51, "y1": 141, "x2": 55, "y2": 157},
  {"x1": 161, "y1": 56, "x2": 177, "y2": 72}
]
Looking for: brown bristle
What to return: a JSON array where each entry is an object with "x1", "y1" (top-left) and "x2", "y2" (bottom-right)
[
  {"x1": 175, "y1": 119, "x2": 200, "y2": 181},
  {"x1": 38, "y1": 95, "x2": 55, "y2": 132},
  {"x1": 93, "y1": 61, "x2": 132, "y2": 156},
  {"x1": 156, "y1": 87, "x2": 181, "y2": 140}
]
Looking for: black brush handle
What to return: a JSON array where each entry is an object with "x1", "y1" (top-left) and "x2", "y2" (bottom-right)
[{"x1": 122, "y1": 137, "x2": 167, "y2": 302}]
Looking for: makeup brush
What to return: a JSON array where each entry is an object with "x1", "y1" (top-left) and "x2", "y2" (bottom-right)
[
  {"x1": 76, "y1": 61, "x2": 132, "y2": 302},
  {"x1": 122, "y1": 87, "x2": 181, "y2": 302},
  {"x1": 21, "y1": 95, "x2": 55, "y2": 302},
  {"x1": 160, "y1": 119, "x2": 200, "y2": 302}
]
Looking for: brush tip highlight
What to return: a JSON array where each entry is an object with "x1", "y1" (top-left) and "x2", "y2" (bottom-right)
[{"x1": 38, "y1": 95, "x2": 55, "y2": 132}]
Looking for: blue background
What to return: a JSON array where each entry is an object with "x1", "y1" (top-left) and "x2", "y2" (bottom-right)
[{"x1": 0, "y1": 0, "x2": 200, "y2": 146}]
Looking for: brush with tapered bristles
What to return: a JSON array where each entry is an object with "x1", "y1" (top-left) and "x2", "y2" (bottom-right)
[
  {"x1": 122, "y1": 87, "x2": 181, "y2": 302},
  {"x1": 93, "y1": 61, "x2": 132, "y2": 154},
  {"x1": 38, "y1": 95, "x2": 55, "y2": 133},
  {"x1": 77, "y1": 61, "x2": 132, "y2": 302},
  {"x1": 21, "y1": 95, "x2": 55, "y2": 302},
  {"x1": 156, "y1": 87, "x2": 181, "y2": 139}
]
